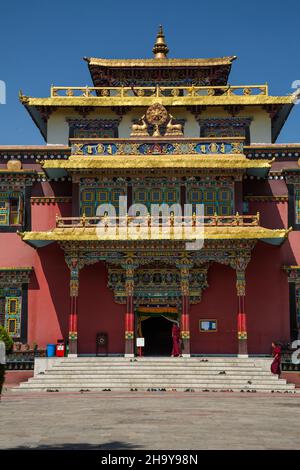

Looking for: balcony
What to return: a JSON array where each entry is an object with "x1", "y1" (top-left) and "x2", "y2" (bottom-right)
[
  {"x1": 51, "y1": 84, "x2": 269, "y2": 99},
  {"x1": 55, "y1": 213, "x2": 260, "y2": 229},
  {"x1": 20, "y1": 211, "x2": 289, "y2": 247}
]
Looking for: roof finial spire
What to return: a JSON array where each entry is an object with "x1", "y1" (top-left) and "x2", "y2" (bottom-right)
[{"x1": 152, "y1": 25, "x2": 169, "y2": 59}]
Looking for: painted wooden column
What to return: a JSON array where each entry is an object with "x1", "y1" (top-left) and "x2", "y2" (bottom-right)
[
  {"x1": 177, "y1": 258, "x2": 193, "y2": 357},
  {"x1": 231, "y1": 254, "x2": 251, "y2": 357},
  {"x1": 122, "y1": 258, "x2": 137, "y2": 357},
  {"x1": 236, "y1": 267, "x2": 248, "y2": 357},
  {"x1": 68, "y1": 257, "x2": 80, "y2": 357}
]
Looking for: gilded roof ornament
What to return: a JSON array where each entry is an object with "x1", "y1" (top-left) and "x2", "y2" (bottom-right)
[{"x1": 152, "y1": 25, "x2": 169, "y2": 59}]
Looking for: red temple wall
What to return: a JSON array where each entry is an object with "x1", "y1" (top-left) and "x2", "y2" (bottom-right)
[
  {"x1": 27, "y1": 244, "x2": 69, "y2": 347},
  {"x1": 248, "y1": 201, "x2": 287, "y2": 229},
  {"x1": 0, "y1": 233, "x2": 36, "y2": 267},
  {"x1": 0, "y1": 235, "x2": 293, "y2": 354},
  {"x1": 77, "y1": 263, "x2": 124, "y2": 355},
  {"x1": 190, "y1": 242, "x2": 290, "y2": 354},
  {"x1": 31, "y1": 202, "x2": 72, "y2": 231}
]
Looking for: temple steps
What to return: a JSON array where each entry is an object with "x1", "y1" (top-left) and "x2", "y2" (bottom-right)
[{"x1": 14, "y1": 357, "x2": 296, "y2": 393}]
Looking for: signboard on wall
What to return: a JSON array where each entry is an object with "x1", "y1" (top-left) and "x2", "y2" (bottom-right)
[
  {"x1": 199, "y1": 320, "x2": 217, "y2": 332},
  {"x1": 136, "y1": 337, "x2": 145, "y2": 347}
]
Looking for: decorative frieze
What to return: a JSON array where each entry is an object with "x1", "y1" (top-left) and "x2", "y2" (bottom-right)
[
  {"x1": 71, "y1": 139, "x2": 244, "y2": 156},
  {"x1": 0, "y1": 268, "x2": 32, "y2": 287},
  {"x1": 30, "y1": 196, "x2": 72, "y2": 204}
]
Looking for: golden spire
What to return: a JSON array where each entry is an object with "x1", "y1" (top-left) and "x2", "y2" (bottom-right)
[{"x1": 152, "y1": 25, "x2": 169, "y2": 59}]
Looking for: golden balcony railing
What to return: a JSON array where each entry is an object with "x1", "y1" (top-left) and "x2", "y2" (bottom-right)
[
  {"x1": 50, "y1": 84, "x2": 268, "y2": 99},
  {"x1": 55, "y1": 213, "x2": 260, "y2": 229}
]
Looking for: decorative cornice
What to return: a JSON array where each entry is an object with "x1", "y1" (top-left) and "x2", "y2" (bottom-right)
[
  {"x1": 0, "y1": 267, "x2": 32, "y2": 286},
  {"x1": 244, "y1": 195, "x2": 288, "y2": 202},
  {"x1": 0, "y1": 146, "x2": 71, "y2": 161},
  {"x1": 245, "y1": 144, "x2": 300, "y2": 159},
  {"x1": 30, "y1": 196, "x2": 72, "y2": 204}
]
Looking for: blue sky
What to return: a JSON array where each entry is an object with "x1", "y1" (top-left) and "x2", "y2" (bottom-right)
[{"x1": 0, "y1": 0, "x2": 299, "y2": 144}]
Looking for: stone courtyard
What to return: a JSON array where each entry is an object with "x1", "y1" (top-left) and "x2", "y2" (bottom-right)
[{"x1": 1, "y1": 389, "x2": 300, "y2": 450}]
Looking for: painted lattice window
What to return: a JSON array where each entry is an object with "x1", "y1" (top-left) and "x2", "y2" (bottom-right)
[
  {"x1": 0, "y1": 191, "x2": 24, "y2": 226},
  {"x1": 133, "y1": 186, "x2": 180, "y2": 211},
  {"x1": 0, "y1": 288, "x2": 22, "y2": 338},
  {"x1": 198, "y1": 118, "x2": 252, "y2": 142},
  {"x1": 80, "y1": 187, "x2": 125, "y2": 216},
  {"x1": 67, "y1": 119, "x2": 120, "y2": 139},
  {"x1": 295, "y1": 190, "x2": 300, "y2": 224},
  {"x1": 186, "y1": 183, "x2": 233, "y2": 216}
]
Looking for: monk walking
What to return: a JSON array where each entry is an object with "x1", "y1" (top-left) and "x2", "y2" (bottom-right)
[
  {"x1": 270, "y1": 341, "x2": 282, "y2": 376},
  {"x1": 171, "y1": 322, "x2": 181, "y2": 357}
]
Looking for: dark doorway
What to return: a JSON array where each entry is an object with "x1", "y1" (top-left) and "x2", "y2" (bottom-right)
[{"x1": 141, "y1": 316, "x2": 173, "y2": 356}]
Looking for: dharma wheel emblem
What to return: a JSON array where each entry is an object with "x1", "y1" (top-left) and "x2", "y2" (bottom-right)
[{"x1": 146, "y1": 103, "x2": 169, "y2": 136}]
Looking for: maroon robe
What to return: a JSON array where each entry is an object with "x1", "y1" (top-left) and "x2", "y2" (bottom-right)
[
  {"x1": 271, "y1": 345, "x2": 281, "y2": 375},
  {"x1": 171, "y1": 324, "x2": 181, "y2": 357}
]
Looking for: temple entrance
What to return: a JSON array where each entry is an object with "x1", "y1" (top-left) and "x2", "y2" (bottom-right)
[
  {"x1": 139, "y1": 315, "x2": 174, "y2": 356},
  {"x1": 141, "y1": 316, "x2": 173, "y2": 356},
  {"x1": 136, "y1": 307, "x2": 178, "y2": 356}
]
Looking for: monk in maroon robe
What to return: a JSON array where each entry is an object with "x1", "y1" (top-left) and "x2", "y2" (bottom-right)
[
  {"x1": 171, "y1": 323, "x2": 181, "y2": 357},
  {"x1": 271, "y1": 342, "x2": 282, "y2": 375}
]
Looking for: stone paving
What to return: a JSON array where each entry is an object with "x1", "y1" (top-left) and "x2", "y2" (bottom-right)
[{"x1": 1, "y1": 389, "x2": 300, "y2": 450}]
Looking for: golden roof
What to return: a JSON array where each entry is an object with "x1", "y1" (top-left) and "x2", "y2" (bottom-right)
[
  {"x1": 42, "y1": 154, "x2": 271, "y2": 171},
  {"x1": 85, "y1": 56, "x2": 237, "y2": 68},
  {"x1": 19, "y1": 94, "x2": 294, "y2": 108},
  {"x1": 19, "y1": 226, "x2": 289, "y2": 243}
]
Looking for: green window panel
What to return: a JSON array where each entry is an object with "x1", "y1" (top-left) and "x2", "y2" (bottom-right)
[
  {"x1": 204, "y1": 190, "x2": 216, "y2": 202},
  {"x1": 0, "y1": 288, "x2": 22, "y2": 338},
  {"x1": 80, "y1": 187, "x2": 125, "y2": 216},
  {"x1": 0, "y1": 191, "x2": 24, "y2": 226},
  {"x1": 133, "y1": 186, "x2": 180, "y2": 211},
  {"x1": 150, "y1": 189, "x2": 162, "y2": 203},
  {"x1": 134, "y1": 190, "x2": 147, "y2": 203},
  {"x1": 204, "y1": 204, "x2": 216, "y2": 216},
  {"x1": 186, "y1": 185, "x2": 234, "y2": 216}
]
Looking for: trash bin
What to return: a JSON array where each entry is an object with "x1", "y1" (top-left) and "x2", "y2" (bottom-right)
[
  {"x1": 46, "y1": 344, "x2": 56, "y2": 357},
  {"x1": 56, "y1": 340, "x2": 65, "y2": 357}
]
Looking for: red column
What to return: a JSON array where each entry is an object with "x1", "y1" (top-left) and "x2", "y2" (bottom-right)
[
  {"x1": 68, "y1": 260, "x2": 79, "y2": 356},
  {"x1": 180, "y1": 293, "x2": 190, "y2": 356},
  {"x1": 180, "y1": 266, "x2": 191, "y2": 357},
  {"x1": 236, "y1": 269, "x2": 248, "y2": 357},
  {"x1": 125, "y1": 292, "x2": 134, "y2": 356},
  {"x1": 124, "y1": 263, "x2": 135, "y2": 357}
]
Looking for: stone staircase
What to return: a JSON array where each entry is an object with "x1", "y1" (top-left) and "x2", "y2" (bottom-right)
[{"x1": 14, "y1": 357, "x2": 297, "y2": 393}]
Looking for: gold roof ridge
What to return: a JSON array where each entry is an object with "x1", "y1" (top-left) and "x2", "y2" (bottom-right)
[{"x1": 84, "y1": 56, "x2": 237, "y2": 67}]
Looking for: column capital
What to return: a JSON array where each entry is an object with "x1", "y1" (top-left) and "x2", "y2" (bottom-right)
[
  {"x1": 121, "y1": 255, "x2": 139, "y2": 271},
  {"x1": 175, "y1": 255, "x2": 194, "y2": 271},
  {"x1": 229, "y1": 252, "x2": 251, "y2": 272},
  {"x1": 65, "y1": 252, "x2": 85, "y2": 271}
]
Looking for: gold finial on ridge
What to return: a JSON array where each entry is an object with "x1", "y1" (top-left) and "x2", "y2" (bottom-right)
[{"x1": 152, "y1": 25, "x2": 169, "y2": 59}]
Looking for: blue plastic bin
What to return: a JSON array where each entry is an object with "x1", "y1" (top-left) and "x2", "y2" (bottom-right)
[{"x1": 46, "y1": 344, "x2": 56, "y2": 357}]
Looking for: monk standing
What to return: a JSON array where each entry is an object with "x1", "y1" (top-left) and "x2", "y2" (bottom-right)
[{"x1": 171, "y1": 322, "x2": 181, "y2": 357}]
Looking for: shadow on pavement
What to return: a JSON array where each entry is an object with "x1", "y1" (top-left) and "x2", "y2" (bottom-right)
[{"x1": 4, "y1": 441, "x2": 140, "y2": 450}]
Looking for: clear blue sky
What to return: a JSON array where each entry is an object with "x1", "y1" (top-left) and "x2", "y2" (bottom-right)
[{"x1": 1, "y1": 0, "x2": 299, "y2": 144}]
